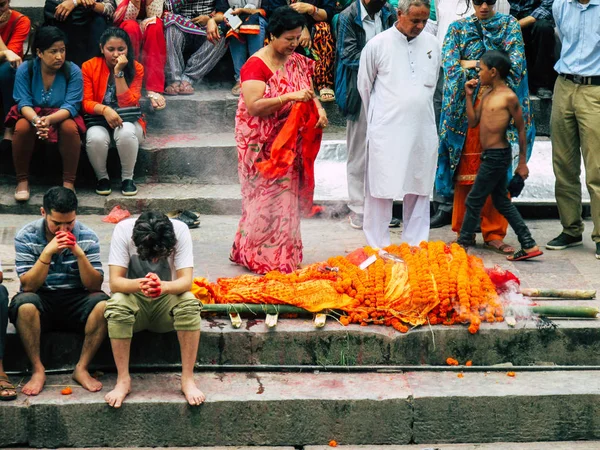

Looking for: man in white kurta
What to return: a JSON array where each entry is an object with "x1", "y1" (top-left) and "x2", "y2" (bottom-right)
[{"x1": 357, "y1": 0, "x2": 440, "y2": 248}]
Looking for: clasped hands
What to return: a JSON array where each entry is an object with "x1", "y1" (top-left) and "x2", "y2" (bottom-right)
[
  {"x1": 48, "y1": 231, "x2": 83, "y2": 257},
  {"x1": 140, "y1": 272, "x2": 164, "y2": 298},
  {"x1": 54, "y1": 0, "x2": 95, "y2": 21},
  {"x1": 32, "y1": 116, "x2": 51, "y2": 141}
]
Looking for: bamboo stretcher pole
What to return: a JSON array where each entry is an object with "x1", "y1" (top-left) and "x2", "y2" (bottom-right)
[{"x1": 521, "y1": 288, "x2": 596, "y2": 299}]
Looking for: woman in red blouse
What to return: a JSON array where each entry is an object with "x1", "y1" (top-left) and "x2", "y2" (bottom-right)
[{"x1": 230, "y1": 6, "x2": 328, "y2": 275}]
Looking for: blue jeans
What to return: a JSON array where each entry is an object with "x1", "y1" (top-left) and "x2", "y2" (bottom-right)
[
  {"x1": 458, "y1": 147, "x2": 536, "y2": 249},
  {"x1": 229, "y1": 16, "x2": 267, "y2": 82}
]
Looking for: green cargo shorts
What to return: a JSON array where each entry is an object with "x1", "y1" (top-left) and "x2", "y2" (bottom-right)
[{"x1": 104, "y1": 291, "x2": 201, "y2": 339}]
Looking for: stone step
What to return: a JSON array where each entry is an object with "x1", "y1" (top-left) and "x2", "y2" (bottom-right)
[
  {"x1": 2, "y1": 370, "x2": 600, "y2": 447},
  {"x1": 5, "y1": 309, "x2": 600, "y2": 372},
  {"x1": 10, "y1": 444, "x2": 600, "y2": 450},
  {"x1": 0, "y1": 129, "x2": 346, "y2": 187},
  {"x1": 0, "y1": 138, "x2": 589, "y2": 216}
]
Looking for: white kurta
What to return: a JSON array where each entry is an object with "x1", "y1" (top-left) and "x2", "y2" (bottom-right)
[{"x1": 358, "y1": 25, "x2": 441, "y2": 200}]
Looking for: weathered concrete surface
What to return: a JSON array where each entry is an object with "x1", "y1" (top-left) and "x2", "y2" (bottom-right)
[
  {"x1": 6, "y1": 318, "x2": 600, "y2": 372},
  {"x1": 0, "y1": 399, "x2": 28, "y2": 446},
  {"x1": 408, "y1": 371, "x2": 600, "y2": 443},
  {"x1": 307, "y1": 443, "x2": 600, "y2": 449},
  {"x1": 0, "y1": 139, "x2": 589, "y2": 216},
  {"x1": 1, "y1": 214, "x2": 599, "y2": 372},
  {"x1": 3, "y1": 371, "x2": 600, "y2": 447},
  {"x1": 11, "y1": 372, "x2": 413, "y2": 447}
]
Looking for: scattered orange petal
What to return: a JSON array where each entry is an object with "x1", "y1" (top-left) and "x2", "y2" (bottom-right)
[
  {"x1": 507, "y1": 371, "x2": 516, "y2": 377},
  {"x1": 457, "y1": 373, "x2": 464, "y2": 378},
  {"x1": 329, "y1": 440, "x2": 338, "y2": 447},
  {"x1": 465, "y1": 360, "x2": 473, "y2": 366},
  {"x1": 61, "y1": 386, "x2": 73, "y2": 395},
  {"x1": 446, "y1": 357, "x2": 459, "y2": 366}
]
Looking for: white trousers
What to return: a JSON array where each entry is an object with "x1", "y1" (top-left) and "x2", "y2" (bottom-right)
[
  {"x1": 346, "y1": 106, "x2": 368, "y2": 214},
  {"x1": 85, "y1": 122, "x2": 144, "y2": 181},
  {"x1": 364, "y1": 170, "x2": 431, "y2": 248}
]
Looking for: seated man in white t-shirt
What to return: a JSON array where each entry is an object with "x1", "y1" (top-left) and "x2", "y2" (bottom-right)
[{"x1": 104, "y1": 211, "x2": 204, "y2": 408}]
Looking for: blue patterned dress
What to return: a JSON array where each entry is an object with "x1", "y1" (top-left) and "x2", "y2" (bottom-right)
[{"x1": 435, "y1": 13, "x2": 536, "y2": 198}]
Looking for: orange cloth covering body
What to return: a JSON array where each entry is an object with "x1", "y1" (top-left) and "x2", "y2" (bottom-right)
[
  {"x1": 452, "y1": 99, "x2": 508, "y2": 243},
  {"x1": 193, "y1": 243, "x2": 504, "y2": 334},
  {"x1": 255, "y1": 101, "x2": 323, "y2": 217},
  {"x1": 80, "y1": 56, "x2": 146, "y2": 133}
]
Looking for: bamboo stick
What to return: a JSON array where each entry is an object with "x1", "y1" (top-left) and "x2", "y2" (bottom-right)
[
  {"x1": 522, "y1": 288, "x2": 596, "y2": 299},
  {"x1": 531, "y1": 306, "x2": 599, "y2": 318},
  {"x1": 201, "y1": 303, "x2": 313, "y2": 315}
]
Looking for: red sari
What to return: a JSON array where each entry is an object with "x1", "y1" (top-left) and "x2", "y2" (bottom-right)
[{"x1": 230, "y1": 52, "x2": 321, "y2": 275}]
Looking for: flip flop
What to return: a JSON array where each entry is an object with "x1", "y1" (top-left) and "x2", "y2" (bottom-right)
[
  {"x1": 484, "y1": 240, "x2": 515, "y2": 255},
  {"x1": 164, "y1": 82, "x2": 181, "y2": 96},
  {"x1": 0, "y1": 375, "x2": 17, "y2": 401},
  {"x1": 168, "y1": 210, "x2": 200, "y2": 229},
  {"x1": 507, "y1": 248, "x2": 543, "y2": 261},
  {"x1": 147, "y1": 92, "x2": 166, "y2": 111},
  {"x1": 179, "y1": 81, "x2": 195, "y2": 95},
  {"x1": 319, "y1": 87, "x2": 335, "y2": 102}
]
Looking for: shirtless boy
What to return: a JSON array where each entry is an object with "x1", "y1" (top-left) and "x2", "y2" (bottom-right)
[{"x1": 457, "y1": 50, "x2": 542, "y2": 261}]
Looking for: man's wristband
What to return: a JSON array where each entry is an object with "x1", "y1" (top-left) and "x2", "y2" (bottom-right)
[{"x1": 39, "y1": 258, "x2": 51, "y2": 265}]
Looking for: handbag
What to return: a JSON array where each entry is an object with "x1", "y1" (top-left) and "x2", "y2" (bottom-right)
[
  {"x1": 44, "y1": 0, "x2": 96, "y2": 26},
  {"x1": 84, "y1": 106, "x2": 143, "y2": 128}
]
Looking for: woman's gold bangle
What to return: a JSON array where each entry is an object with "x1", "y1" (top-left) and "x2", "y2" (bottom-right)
[{"x1": 278, "y1": 96, "x2": 283, "y2": 105}]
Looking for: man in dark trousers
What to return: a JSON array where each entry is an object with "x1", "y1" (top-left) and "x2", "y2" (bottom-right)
[{"x1": 509, "y1": 0, "x2": 556, "y2": 98}]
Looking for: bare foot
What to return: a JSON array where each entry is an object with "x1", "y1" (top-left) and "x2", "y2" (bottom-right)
[
  {"x1": 72, "y1": 365, "x2": 103, "y2": 392},
  {"x1": 181, "y1": 376, "x2": 205, "y2": 406},
  {"x1": 22, "y1": 371, "x2": 46, "y2": 396},
  {"x1": 105, "y1": 376, "x2": 131, "y2": 408}
]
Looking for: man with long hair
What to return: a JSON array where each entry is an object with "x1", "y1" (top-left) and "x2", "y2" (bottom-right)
[{"x1": 104, "y1": 211, "x2": 204, "y2": 408}]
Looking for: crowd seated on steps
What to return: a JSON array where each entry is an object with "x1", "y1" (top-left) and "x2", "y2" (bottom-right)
[{"x1": 1, "y1": 0, "x2": 558, "y2": 201}]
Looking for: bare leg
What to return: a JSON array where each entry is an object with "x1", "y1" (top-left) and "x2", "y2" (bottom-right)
[
  {"x1": 72, "y1": 301, "x2": 107, "y2": 392},
  {"x1": 16, "y1": 304, "x2": 46, "y2": 395},
  {"x1": 104, "y1": 338, "x2": 132, "y2": 408},
  {"x1": 177, "y1": 329, "x2": 204, "y2": 406}
]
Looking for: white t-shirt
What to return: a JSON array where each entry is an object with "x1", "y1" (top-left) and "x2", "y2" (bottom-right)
[{"x1": 108, "y1": 218, "x2": 194, "y2": 281}]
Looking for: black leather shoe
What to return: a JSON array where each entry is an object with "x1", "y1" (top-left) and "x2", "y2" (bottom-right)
[{"x1": 430, "y1": 209, "x2": 452, "y2": 228}]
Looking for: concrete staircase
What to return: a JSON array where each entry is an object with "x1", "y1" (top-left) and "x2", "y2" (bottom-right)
[{"x1": 3, "y1": 3, "x2": 592, "y2": 449}]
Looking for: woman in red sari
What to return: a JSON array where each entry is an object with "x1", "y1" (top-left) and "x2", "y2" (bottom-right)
[{"x1": 231, "y1": 6, "x2": 328, "y2": 275}]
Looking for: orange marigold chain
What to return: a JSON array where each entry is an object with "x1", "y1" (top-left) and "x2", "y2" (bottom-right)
[{"x1": 194, "y1": 242, "x2": 504, "y2": 333}]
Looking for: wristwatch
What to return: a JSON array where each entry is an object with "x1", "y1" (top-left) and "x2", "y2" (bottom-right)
[{"x1": 114, "y1": 71, "x2": 125, "y2": 78}]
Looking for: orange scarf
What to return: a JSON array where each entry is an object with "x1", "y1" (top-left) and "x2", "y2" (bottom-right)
[{"x1": 255, "y1": 101, "x2": 323, "y2": 217}]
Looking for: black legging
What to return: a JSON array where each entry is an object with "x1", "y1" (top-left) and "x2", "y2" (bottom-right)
[{"x1": 0, "y1": 285, "x2": 8, "y2": 361}]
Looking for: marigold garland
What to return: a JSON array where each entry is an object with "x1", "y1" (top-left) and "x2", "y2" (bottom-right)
[{"x1": 192, "y1": 242, "x2": 504, "y2": 334}]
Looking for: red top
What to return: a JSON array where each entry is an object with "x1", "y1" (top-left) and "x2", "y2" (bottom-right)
[
  {"x1": 240, "y1": 56, "x2": 274, "y2": 84},
  {"x1": 0, "y1": 11, "x2": 31, "y2": 58}
]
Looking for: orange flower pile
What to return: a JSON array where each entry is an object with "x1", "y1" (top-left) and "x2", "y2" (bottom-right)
[{"x1": 192, "y1": 242, "x2": 504, "y2": 334}]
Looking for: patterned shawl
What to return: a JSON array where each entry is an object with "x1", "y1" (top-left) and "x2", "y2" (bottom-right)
[{"x1": 435, "y1": 13, "x2": 536, "y2": 198}]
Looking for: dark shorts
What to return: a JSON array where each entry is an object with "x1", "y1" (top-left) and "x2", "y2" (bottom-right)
[{"x1": 8, "y1": 289, "x2": 109, "y2": 333}]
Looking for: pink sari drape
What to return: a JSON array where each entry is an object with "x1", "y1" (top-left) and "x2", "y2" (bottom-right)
[{"x1": 230, "y1": 53, "x2": 319, "y2": 275}]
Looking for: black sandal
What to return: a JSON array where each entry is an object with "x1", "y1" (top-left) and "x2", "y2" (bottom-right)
[{"x1": 170, "y1": 210, "x2": 200, "y2": 229}]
